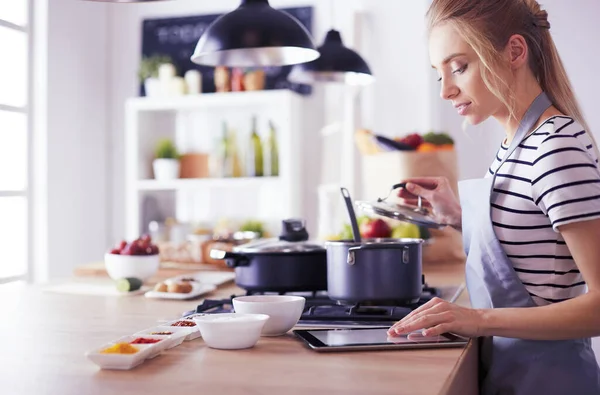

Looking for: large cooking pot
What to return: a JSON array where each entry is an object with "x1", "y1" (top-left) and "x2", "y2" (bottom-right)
[
  {"x1": 325, "y1": 238, "x2": 423, "y2": 304},
  {"x1": 210, "y1": 219, "x2": 327, "y2": 293}
]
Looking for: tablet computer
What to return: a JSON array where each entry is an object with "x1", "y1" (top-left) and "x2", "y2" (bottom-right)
[{"x1": 293, "y1": 328, "x2": 468, "y2": 352}]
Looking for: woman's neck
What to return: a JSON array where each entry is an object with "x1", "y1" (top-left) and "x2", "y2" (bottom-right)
[{"x1": 492, "y1": 71, "x2": 561, "y2": 145}]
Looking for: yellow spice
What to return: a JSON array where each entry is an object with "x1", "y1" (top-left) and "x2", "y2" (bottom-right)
[{"x1": 100, "y1": 342, "x2": 139, "y2": 354}]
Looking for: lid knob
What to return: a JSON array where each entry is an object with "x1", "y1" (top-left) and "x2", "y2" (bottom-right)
[{"x1": 279, "y1": 219, "x2": 309, "y2": 242}]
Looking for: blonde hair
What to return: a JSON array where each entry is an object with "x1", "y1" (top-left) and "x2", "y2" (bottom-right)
[{"x1": 427, "y1": 0, "x2": 591, "y2": 136}]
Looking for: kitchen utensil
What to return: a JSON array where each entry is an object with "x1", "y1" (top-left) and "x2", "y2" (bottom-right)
[
  {"x1": 340, "y1": 187, "x2": 361, "y2": 242},
  {"x1": 209, "y1": 219, "x2": 328, "y2": 292},
  {"x1": 356, "y1": 184, "x2": 445, "y2": 229},
  {"x1": 232, "y1": 295, "x2": 305, "y2": 336},
  {"x1": 325, "y1": 238, "x2": 423, "y2": 304}
]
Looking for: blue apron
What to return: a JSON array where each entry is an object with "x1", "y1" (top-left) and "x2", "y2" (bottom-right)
[{"x1": 459, "y1": 92, "x2": 600, "y2": 395}]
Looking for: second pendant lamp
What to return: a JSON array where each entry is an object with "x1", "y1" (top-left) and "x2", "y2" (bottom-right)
[
  {"x1": 289, "y1": 29, "x2": 374, "y2": 86},
  {"x1": 191, "y1": 0, "x2": 319, "y2": 67}
]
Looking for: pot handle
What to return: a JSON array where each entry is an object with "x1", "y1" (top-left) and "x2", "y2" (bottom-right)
[
  {"x1": 347, "y1": 245, "x2": 411, "y2": 265},
  {"x1": 209, "y1": 249, "x2": 250, "y2": 268}
]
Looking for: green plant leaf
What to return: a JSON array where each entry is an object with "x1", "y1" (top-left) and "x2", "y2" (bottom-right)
[{"x1": 155, "y1": 138, "x2": 179, "y2": 159}]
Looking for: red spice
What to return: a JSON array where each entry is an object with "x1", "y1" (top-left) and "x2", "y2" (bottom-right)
[
  {"x1": 171, "y1": 320, "x2": 196, "y2": 327},
  {"x1": 130, "y1": 337, "x2": 162, "y2": 344}
]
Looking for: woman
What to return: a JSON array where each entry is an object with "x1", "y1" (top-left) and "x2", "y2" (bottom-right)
[{"x1": 387, "y1": 0, "x2": 600, "y2": 393}]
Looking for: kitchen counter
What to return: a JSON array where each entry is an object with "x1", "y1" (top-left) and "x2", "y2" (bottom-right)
[{"x1": 0, "y1": 261, "x2": 477, "y2": 395}]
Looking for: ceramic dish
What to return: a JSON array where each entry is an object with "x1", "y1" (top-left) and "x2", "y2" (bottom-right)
[
  {"x1": 232, "y1": 295, "x2": 305, "y2": 336},
  {"x1": 134, "y1": 327, "x2": 187, "y2": 349},
  {"x1": 86, "y1": 340, "x2": 153, "y2": 370},
  {"x1": 112, "y1": 335, "x2": 168, "y2": 359},
  {"x1": 159, "y1": 316, "x2": 205, "y2": 341},
  {"x1": 192, "y1": 313, "x2": 269, "y2": 350},
  {"x1": 144, "y1": 282, "x2": 217, "y2": 300},
  {"x1": 169, "y1": 271, "x2": 236, "y2": 286}
]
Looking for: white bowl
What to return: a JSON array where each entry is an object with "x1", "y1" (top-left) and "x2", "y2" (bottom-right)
[
  {"x1": 192, "y1": 313, "x2": 269, "y2": 350},
  {"x1": 232, "y1": 295, "x2": 305, "y2": 336},
  {"x1": 104, "y1": 253, "x2": 159, "y2": 281}
]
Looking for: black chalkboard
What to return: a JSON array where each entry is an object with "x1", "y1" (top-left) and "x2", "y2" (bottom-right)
[{"x1": 141, "y1": 7, "x2": 313, "y2": 96}]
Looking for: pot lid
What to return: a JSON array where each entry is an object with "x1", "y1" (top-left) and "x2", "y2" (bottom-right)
[
  {"x1": 233, "y1": 218, "x2": 326, "y2": 254},
  {"x1": 355, "y1": 200, "x2": 445, "y2": 229},
  {"x1": 233, "y1": 237, "x2": 325, "y2": 253}
]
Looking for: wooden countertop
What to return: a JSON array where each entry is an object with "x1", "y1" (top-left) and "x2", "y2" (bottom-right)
[{"x1": 0, "y1": 261, "x2": 477, "y2": 395}]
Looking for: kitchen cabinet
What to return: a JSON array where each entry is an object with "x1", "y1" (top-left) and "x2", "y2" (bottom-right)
[{"x1": 124, "y1": 90, "x2": 324, "y2": 239}]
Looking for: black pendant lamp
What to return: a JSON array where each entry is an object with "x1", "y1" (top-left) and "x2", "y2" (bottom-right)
[
  {"x1": 289, "y1": 29, "x2": 374, "y2": 86},
  {"x1": 191, "y1": 0, "x2": 320, "y2": 67}
]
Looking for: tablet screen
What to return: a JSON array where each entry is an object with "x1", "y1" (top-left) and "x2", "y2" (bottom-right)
[{"x1": 305, "y1": 328, "x2": 455, "y2": 347}]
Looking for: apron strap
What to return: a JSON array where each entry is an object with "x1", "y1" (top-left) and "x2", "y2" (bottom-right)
[{"x1": 490, "y1": 92, "x2": 552, "y2": 196}]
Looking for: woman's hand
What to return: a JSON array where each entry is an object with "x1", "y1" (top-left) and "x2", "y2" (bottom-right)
[
  {"x1": 387, "y1": 297, "x2": 486, "y2": 338},
  {"x1": 397, "y1": 177, "x2": 462, "y2": 227}
]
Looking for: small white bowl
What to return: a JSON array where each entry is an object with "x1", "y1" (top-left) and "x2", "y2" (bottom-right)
[
  {"x1": 193, "y1": 313, "x2": 269, "y2": 350},
  {"x1": 104, "y1": 253, "x2": 159, "y2": 281},
  {"x1": 232, "y1": 295, "x2": 305, "y2": 336}
]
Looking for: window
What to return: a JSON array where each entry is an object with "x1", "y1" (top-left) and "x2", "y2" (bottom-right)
[{"x1": 0, "y1": 1, "x2": 29, "y2": 283}]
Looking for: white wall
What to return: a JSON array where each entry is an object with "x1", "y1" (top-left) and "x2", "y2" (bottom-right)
[
  {"x1": 43, "y1": 0, "x2": 109, "y2": 279},
  {"x1": 429, "y1": 0, "x2": 600, "y2": 181}
]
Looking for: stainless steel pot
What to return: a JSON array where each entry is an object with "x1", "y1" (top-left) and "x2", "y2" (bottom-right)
[{"x1": 325, "y1": 238, "x2": 423, "y2": 304}]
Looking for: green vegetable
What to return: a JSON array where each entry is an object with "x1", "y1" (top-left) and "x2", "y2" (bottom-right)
[
  {"x1": 240, "y1": 220, "x2": 265, "y2": 237},
  {"x1": 116, "y1": 277, "x2": 143, "y2": 293},
  {"x1": 422, "y1": 131, "x2": 454, "y2": 146}
]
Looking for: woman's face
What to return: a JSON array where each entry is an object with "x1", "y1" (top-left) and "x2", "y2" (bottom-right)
[{"x1": 429, "y1": 23, "x2": 504, "y2": 125}]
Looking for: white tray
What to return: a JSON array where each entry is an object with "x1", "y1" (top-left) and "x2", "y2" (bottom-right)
[
  {"x1": 144, "y1": 282, "x2": 217, "y2": 300},
  {"x1": 169, "y1": 271, "x2": 235, "y2": 286}
]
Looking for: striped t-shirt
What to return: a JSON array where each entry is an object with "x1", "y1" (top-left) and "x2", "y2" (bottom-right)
[{"x1": 487, "y1": 115, "x2": 600, "y2": 306}]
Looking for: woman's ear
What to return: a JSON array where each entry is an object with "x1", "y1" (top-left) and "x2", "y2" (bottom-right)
[{"x1": 505, "y1": 34, "x2": 528, "y2": 69}]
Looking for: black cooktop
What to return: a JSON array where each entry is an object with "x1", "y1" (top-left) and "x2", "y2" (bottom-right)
[{"x1": 185, "y1": 285, "x2": 441, "y2": 328}]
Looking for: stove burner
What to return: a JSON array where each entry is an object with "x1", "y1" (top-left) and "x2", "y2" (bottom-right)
[{"x1": 189, "y1": 283, "x2": 440, "y2": 328}]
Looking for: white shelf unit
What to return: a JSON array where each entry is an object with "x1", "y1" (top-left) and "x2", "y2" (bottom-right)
[{"x1": 125, "y1": 90, "x2": 320, "y2": 240}]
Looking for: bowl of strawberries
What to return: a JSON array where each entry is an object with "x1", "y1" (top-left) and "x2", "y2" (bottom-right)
[{"x1": 104, "y1": 235, "x2": 160, "y2": 281}]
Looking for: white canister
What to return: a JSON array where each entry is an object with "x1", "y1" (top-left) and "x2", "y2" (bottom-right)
[
  {"x1": 158, "y1": 63, "x2": 176, "y2": 81},
  {"x1": 144, "y1": 77, "x2": 161, "y2": 97},
  {"x1": 169, "y1": 76, "x2": 187, "y2": 96},
  {"x1": 153, "y1": 158, "x2": 180, "y2": 181},
  {"x1": 185, "y1": 70, "x2": 202, "y2": 95}
]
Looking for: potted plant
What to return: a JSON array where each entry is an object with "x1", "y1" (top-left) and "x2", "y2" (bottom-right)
[
  {"x1": 153, "y1": 138, "x2": 180, "y2": 180},
  {"x1": 139, "y1": 55, "x2": 173, "y2": 97}
]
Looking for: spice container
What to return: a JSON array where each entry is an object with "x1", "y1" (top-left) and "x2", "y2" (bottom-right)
[
  {"x1": 113, "y1": 335, "x2": 169, "y2": 359},
  {"x1": 86, "y1": 340, "x2": 153, "y2": 370},
  {"x1": 156, "y1": 318, "x2": 203, "y2": 341},
  {"x1": 134, "y1": 327, "x2": 188, "y2": 349}
]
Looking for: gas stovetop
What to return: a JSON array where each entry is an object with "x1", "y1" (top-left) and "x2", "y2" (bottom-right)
[{"x1": 185, "y1": 284, "x2": 463, "y2": 328}]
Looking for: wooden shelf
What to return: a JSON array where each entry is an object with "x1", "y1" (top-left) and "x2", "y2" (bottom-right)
[{"x1": 136, "y1": 177, "x2": 281, "y2": 191}]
